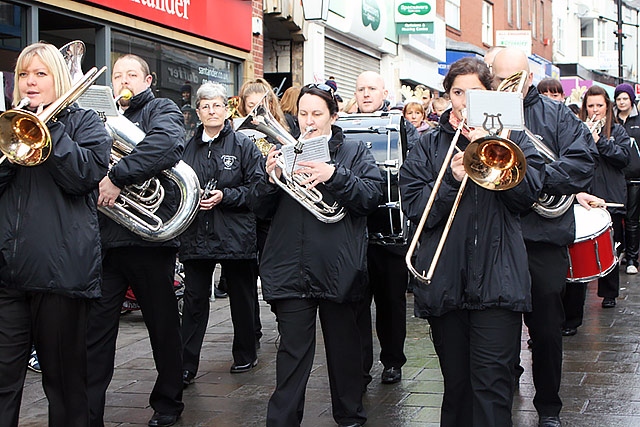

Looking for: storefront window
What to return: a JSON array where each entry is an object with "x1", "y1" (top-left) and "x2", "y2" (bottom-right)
[
  {"x1": 0, "y1": 1, "x2": 25, "y2": 108},
  {"x1": 112, "y1": 31, "x2": 238, "y2": 108}
]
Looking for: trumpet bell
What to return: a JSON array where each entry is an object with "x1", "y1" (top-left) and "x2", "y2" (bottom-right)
[
  {"x1": 463, "y1": 135, "x2": 526, "y2": 191},
  {"x1": 0, "y1": 109, "x2": 51, "y2": 166}
]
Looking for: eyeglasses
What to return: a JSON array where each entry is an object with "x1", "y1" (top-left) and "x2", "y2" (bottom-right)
[
  {"x1": 302, "y1": 83, "x2": 335, "y2": 96},
  {"x1": 198, "y1": 103, "x2": 227, "y2": 112}
]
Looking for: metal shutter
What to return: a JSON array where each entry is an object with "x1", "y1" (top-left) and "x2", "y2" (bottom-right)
[{"x1": 324, "y1": 38, "x2": 380, "y2": 102}]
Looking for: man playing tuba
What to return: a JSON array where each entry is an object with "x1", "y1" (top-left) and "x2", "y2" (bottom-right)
[{"x1": 87, "y1": 54, "x2": 186, "y2": 427}]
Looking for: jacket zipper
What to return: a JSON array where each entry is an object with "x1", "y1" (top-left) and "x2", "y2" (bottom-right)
[{"x1": 10, "y1": 191, "x2": 23, "y2": 281}]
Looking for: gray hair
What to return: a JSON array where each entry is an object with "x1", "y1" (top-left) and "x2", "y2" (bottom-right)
[{"x1": 195, "y1": 82, "x2": 227, "y2": 107}]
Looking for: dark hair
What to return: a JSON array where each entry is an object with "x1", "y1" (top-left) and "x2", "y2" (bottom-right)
[
  {"x1": 298, "y1": 83, "x2": 339, "y2": 116},
  {"x1": 442, "y1": 57, "x2": 492, "y2": 94},
  {"x1": 537, "y1": 78, "x2": 564, "y2": 95},
  {"x1": 567, "y1": 103, "x2": 580, "y2": 116},
  {"x1": 580, "y1": 85, "x2": 614, "y2": 139}
]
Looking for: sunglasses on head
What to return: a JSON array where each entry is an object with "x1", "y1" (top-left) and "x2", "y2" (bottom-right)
[{"x1": 302, "y1": 83, "x2": 335, "y2": 96}]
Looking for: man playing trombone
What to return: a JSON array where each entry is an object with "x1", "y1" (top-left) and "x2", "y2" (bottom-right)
[{"x1": 490, "y1": 47, "x2": 595, "y2": 427}]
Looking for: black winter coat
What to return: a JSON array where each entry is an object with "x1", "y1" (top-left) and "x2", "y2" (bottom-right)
[
  {"x1": 179, "y1": 121, "x2": 265, "y2": 260},
  {"x1": 399, "y1": 109, "x2": 545, "y2": 318},
  {"x1": 591, "y1": 122, "x2": 630, "y2": 215},
  {"x1": 614, "y1": 104, "x2": 640, "y2": 180},
  {"x1": 249, "y1": 126, "x2": 383, "y2": 303},
  {"x1": 0, "y1": 104, "x2": 111, "y2": 298},
  {"x1": 519, "y1": 86, "x2": 595, "y2": 246},
  {"x1": 99, "y1": 88, "x2": 185, "y2": 248}
]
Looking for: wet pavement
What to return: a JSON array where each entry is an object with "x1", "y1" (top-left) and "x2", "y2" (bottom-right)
[{"x1": 17, "y1": 265, "x2": 640, "y2": 426}]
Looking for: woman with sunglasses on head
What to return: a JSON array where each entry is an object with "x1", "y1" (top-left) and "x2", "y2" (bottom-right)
[
  {"x1": 249, "y1": 83, "x2": 383, "y2": 427},
  {"x1": 399, "y1": 57, "x2": 545, "y2": 426},
  {"x1": 178, "y1": 83, "x2": 266, "y2": 387}
]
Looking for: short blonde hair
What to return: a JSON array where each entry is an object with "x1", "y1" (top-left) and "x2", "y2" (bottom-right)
[{"x1": 13, "y1": 42, "x2": 72, "y2": 107}]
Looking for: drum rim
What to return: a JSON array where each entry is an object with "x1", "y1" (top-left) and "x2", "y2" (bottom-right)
[{"x1": 566, "y1": 258, "x2": 618, "y2": 283}]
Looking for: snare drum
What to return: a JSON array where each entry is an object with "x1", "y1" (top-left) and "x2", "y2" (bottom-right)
[
  {"x1": 337, "y1": 112, "x2": 408, "y2": 245},
  {"x1": 566, "y1": 204, "x2": 617, "y2": 283}
]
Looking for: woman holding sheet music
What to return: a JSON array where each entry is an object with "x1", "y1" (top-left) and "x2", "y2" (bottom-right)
[{"x1": 249, "y1": 83, "x2": 383, "y2": 427}]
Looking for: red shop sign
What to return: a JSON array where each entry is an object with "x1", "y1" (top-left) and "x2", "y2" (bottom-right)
[{"x1": 81, "y1": 0, "x2": 252, "y2": 52}]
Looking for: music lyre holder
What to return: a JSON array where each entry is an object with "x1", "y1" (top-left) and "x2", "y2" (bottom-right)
[
  {"x1": 466, "y1": 90, "x2": 524, "y2": 131},
  {"x1": 482, "y1": 113, "x2": 504, "y2": 136}
]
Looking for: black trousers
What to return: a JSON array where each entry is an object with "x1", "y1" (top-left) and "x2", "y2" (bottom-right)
[
  {"x1": 625, "y1": 183, "x2": 640, "y2": 266},
  {"x1": 0, "y1": 289, "x2": 90, "y2": 427},
  {"x1": 523, "y1": 242, "x2": 568, "y2": 418},
  {"x1": 563, "y1": 282, "x2": 588, "y2": 329},
  {"x1": 598, "y1": 213, "x2": 623, "y2": 299},
  {"x1": 87, "y1": 247, "x2": 184, "y2": 426},
  {"x1": 363, "y1": 245, "x2": 407, "y2": 372},
  {"x1": 266, "y1": 298, "x2": 366, "y2": 427},
  {"x1": 429, "y1": 308, "x2": 521, "y2": 427},
  {"x1": 182, "y1": 258, "x2": 258, "y2": 373}
]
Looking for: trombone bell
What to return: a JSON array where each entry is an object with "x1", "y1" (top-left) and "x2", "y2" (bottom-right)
[{"x1": 463, "y1": 135, "x2": 526, "y2": 191}]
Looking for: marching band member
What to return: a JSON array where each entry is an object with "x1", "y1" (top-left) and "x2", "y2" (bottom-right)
[
  {"x1": 179, "y1": 82, "x2": 264, "y2": 385},
  {"x1": 400, "y1": 56, "x2": 545, "y2": 427},
  {"x1": 491, "y1": 47, "x2": 595, "y2": 427},
  {"x1": 87, "y1": 54, "x2": 186, "y2": 427},
  {"x1": 0, "y1": 42, "x2": 110, "y2": 427},
  {"x1": 250, "y1": 83, "x2": 383, "y2": 427},
  {"x1": 581, "y1": 85, "x2": 629, "y2": 309}
]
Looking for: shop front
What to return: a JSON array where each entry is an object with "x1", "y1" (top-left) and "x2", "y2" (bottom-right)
[{"x1": 0, "y1": 0, "x2": 252, "y2": 109}]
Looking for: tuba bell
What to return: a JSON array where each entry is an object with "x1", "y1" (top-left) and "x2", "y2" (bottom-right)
[{"x1": 237, "y1": 93, "x2": 346, "y2": 223}]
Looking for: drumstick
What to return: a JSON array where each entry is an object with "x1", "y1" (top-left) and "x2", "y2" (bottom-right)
[{"x1": 588, "y1": 202, "x2": 624, "y2": 208}]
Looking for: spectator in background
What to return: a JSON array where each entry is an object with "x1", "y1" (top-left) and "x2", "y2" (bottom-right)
[
  {"x1": 182, "y1": 104, "x2": 198, "y2": 141},
  {"x1": 614, "y1": 83, "x2": 640, "y2": 275},
  {"x1": 537, "y1": 78, "x2": 566, "y2": 103},
  {"x1": 280, "y1": 86, "x2": 301, "y2": 139},
  {"x1": 426, "y1": 97, "x2": 451, "y2": 124},
  {"x1": 342, "y1": 96, "x2": 359, "y2": 114},
  {"x1": 402, "y1": 100, "x2": 430, "y2": 134}
]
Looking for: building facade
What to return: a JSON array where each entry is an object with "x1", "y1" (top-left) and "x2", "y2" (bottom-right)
[{"x1": 0, "y1": 0, "x2": 258, "y2": 108}]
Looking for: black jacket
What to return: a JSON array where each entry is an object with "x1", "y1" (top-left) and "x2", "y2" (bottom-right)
[
  {"x1": 519, "y1": 86, "x2": 596, "y2": 246},
  {"x1": 615, "y1": 104, "x2": 640, "y2": 180},
  {"x1": 179, "y1": 121, "x2": 265, "y2": 260},
  {"x1": 0, "y1": 104, "x2": 111, "y2": 298},
  {"x1": 249, "y1": 125, "x2": 383, "y2": 303},
  {"x1": 591, "y1": 122, "x2": 630, "y2": 215},
  {"x1": 399, "y1": 109, "x2": 545, "y2": 318},
  {"x1": 99, "y1": 88, "x2": 185, "y2": 248}
]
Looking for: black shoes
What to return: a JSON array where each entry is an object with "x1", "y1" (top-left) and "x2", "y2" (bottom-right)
[
  {"x1": 230, "y1": 358, "x2": 258, "y2": 373},
  {"x1": 381, "y1": 367, "x2": 402, "y2": 384},
  {"x1": 182, "y1": 370, "x2": 195, "y2": 388},
  {"x1": 148, "y1": 412, "x2": 179, "y2": 427},
  {"x1": 602, "y1": 297, "x2": 616, "y2": 308},
  {"x1": 213, "y1": 286, "x2": 228, "y2": 299},
  {"x1": 538, "y1": 415, "x2": 562, "y2": 427},
  {"x1": 562, "y1": 327, "x2": 577, "y2": 336}
]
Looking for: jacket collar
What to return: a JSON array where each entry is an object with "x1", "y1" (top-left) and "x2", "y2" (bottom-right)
[
  {"x1": 195, "y1": 119, "x2": 233, "y2": 145},
  {"x1": 126, "y1": 88, "x2": 154, "y2": 112}
]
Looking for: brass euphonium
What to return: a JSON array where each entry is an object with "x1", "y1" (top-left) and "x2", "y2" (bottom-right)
[
  {"x1": 237, "y1": 93, "x2": 346, "y2": 223},
  {"x1": 498, "y1": 71, "x2": 575, "y2": 219},
  {"x1": 0, "y1": 65, "x2": 106, "y2": 166},
  {"x1": 98, "y1": 88, "x2": 201, "y2": 242}
]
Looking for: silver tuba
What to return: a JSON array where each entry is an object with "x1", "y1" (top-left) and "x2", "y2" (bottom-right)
[
  {"x1": 237, "y1": 93, "x2": 346, "y2": 223},
  {"x1": 100, "y1": 93, "x2": 200, "y2": 241},
  {"x1": 60, "y1": 40, "x2": 200, "y2": 241}
]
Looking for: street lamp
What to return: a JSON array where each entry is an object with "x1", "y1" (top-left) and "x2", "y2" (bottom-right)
[{"x1": 301, "y1": 0, "x2": 329, "y2": 21}]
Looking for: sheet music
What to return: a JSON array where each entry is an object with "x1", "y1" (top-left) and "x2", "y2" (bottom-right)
[
  {"x1": 280, "y1": 136, "x2": 330, "y2": 172},
  {"x1": 76, "y1": 85, "x2": 119, "y2": 117}
]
